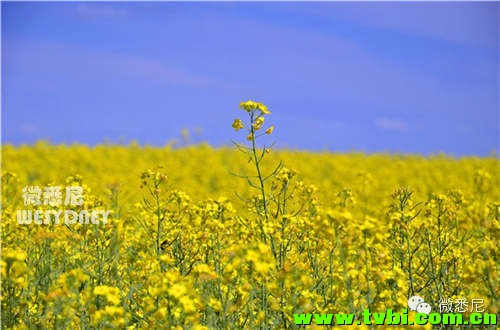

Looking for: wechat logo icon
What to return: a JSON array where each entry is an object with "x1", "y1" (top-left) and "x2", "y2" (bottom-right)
[{"x1": 408, "y1": 295, "x2": 432, "y2": 315}]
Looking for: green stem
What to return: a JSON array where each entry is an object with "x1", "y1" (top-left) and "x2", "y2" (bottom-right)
[{"x1": 250, "y1": 111, "x2": 269, "y2": 222}]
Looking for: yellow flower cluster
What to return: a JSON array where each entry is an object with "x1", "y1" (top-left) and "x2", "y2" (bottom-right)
[{"x1": 233, "y1": 100, "x2": 274, "y2": 137}]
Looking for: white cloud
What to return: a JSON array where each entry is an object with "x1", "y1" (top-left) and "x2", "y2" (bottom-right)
[
  {"x1": 5, "y1": 40, "x2": 221, "y2": 89},
  {"x1": 275, "y1": 3, "x2": 496, "y2": 49},
  {"x1": 76, "y1": 4, "x2": 128, "y2": 19},
  {"x1": 19, "y1": 124, "x2": 38, "y2": 134},
  {"x1": 375, "y1": 118, "x2": 408, "y2": 132}
]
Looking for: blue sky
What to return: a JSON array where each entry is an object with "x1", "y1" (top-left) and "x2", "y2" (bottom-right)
[{"x1": 2, "y1": 2, "x2": 498, "y2": 155}]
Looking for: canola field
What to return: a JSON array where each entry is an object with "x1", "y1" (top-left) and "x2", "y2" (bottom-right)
[{"x1": 1, "y1": 103, "x2": 498, "y2": 329}]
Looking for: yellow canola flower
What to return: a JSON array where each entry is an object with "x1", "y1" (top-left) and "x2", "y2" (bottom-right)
[
  {"x1": 257, "y1": 103, "x2": 270, "y2": 114},
  {"x1": 168, "y1": 283, "x2": 187, "y2": 299},
  {"x1": 193, "y1": 325, "x2": 209, "y2": 330},
  {"x1": 254, "y1": 261, "x2": 273, "y2": 275},
  {"x1": 94, "y1": 285, "x2": 121, "y2": 305},
  {"x1": 239, "y1": 100, "x2": 257, "y2": 111},
  {"x1": 232, "y1": 118, "x2": 244, "y2": 131},
  {"x1": 253, "y1": 116, "x2": 265, "y2": 131},
  {"x1": 3, "y1": 250, "x2": 27, "y2": 264},
  {"x1": 179, "y1": 295, "x2": 197, "y2": 313},
  {"x1": 239, "y1": 100, "x2": 270, "y2": 114},
  {"x1": 209, "y1": 298, "x2": 223, "y2": 312}
]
